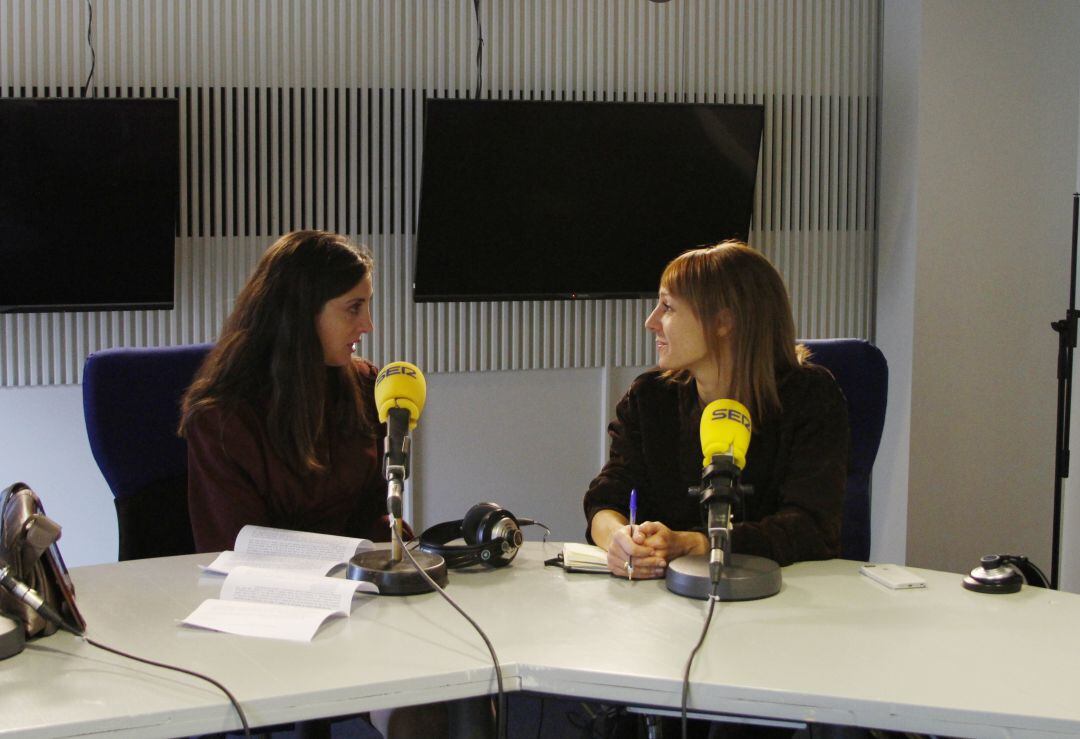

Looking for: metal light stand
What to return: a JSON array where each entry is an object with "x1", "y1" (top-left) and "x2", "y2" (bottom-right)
[{"x1": 1050, "y1": 193, "x2": 1080, "y2": 590}]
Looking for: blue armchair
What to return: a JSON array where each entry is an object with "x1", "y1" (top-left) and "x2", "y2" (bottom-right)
[
  {"x1": 801, "y1": 339, "x2": 888, "y2": 561},
  {"x1": 82, "y1": 344, "x2": 212, "y2": 560}
]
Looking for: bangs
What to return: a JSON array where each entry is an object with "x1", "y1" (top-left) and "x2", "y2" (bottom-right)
[{"x1": 660, "y1": 248, "x2": 714, "y2": 311}]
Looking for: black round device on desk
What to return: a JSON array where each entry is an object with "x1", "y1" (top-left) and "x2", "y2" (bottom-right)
[
  {"x1": 347, "y1": 548, "x2": 448, "y2": 595},
  {"x1": 418, "y1": 502, "x2": 529, "y2": 568},
  {"x1": 0, "y1": 614, "x2": 24, "y2": 659},
  {"x1": 962, "y1": 554, "x2": 1049, "y2": 594}
]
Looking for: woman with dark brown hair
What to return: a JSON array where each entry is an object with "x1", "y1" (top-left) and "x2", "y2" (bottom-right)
[
  {"x1": 585, "y1": 241, "x2": 849, "y2": 578},
  {"x1": 179, "y1": 230, "x2": 390, "y2": 553},
  {"x1": 181, "y1": 231, "x2": 491, "y2": 737}
]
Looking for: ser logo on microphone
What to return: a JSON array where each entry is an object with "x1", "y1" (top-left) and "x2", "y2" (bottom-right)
[
  {"x1": 711, "y1": 407, "x2": 751, "y2": 432},
  {"x1": 375, "y1": 364, "x2": 418, "y2": 387}
]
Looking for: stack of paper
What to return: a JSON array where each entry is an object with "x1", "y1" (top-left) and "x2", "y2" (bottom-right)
[
  {"x1": 183, "y1": 525, "x2": 379, "y2": 641},
  {"x1": 202, "y1": 525, "x2": 375, "y2": 576}
]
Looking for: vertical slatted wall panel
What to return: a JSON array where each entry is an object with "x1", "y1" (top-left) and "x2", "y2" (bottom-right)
[{"x1": 0, "y1": 0, "x2": 879, "y2": 387}]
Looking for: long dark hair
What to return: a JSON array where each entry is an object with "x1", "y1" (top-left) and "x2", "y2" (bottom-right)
[
  {"x1": 179, "y1": 230, "x2": 377, "y2": 474},
  {"x1": 660, "y1": 241, "x2": 807, "y2": 422}
]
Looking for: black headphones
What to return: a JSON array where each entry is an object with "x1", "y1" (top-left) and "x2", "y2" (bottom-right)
[
  {"x1": 962, "y1": 554, "x2": 1050, "y2": 594},
  {"x1": 418, "y1": 502, "x2": 542, "y2": 569}
]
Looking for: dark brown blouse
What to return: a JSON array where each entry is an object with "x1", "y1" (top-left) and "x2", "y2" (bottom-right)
[
  {"x1": 583, "y1": 363, "x2": 849, "y2": 566},
  {"x1": 186, "y1": 359, "x2": 390, "y2": 553}
]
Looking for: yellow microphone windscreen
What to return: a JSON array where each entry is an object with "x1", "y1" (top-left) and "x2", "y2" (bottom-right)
[
  {"x1": 374, "y1": 361, "x2": 427, "y2": 428},
  {"x1": 700, "y1": 399, "x2": 752, "y2": 469}
]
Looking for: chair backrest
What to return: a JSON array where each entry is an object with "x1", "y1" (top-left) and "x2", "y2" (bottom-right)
[
  {"x1": 801, "y1": 339, "x2": 888, "y2": 561},
  {"x1": 82, "y1": 344, "x2": 212, "y2": 560}
]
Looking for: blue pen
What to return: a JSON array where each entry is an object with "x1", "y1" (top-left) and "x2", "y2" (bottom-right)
[{"x1": 627, "y1": 488, "x2": 638, "y2": 581}]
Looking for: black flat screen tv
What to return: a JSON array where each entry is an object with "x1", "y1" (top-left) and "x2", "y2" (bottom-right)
[
  {"x1": 414, "y1": 99, "x2": 764, "y2": 302},
  {"x1": 0, "y1": 98, "x2": 180, "y2": 313}
]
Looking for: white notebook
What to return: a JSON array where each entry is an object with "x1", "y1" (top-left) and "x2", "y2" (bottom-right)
[{"x1": 558, "y1": 542, "x2": 610, "y2": 573}]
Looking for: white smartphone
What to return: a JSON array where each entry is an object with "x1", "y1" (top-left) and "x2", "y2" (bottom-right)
[{"x1": 859, "y1": 563, "x2": 926, "y2": 590}]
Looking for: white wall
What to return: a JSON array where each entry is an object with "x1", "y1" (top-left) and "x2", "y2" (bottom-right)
[
  {"x1": 872, "y1": 0, "x2": 920, "y2": 567},
  {"x1": 413, "y1": 365, "x2": 646, "y2": 544},
  {"x1": 0, "y1": 386, "x2": 117, "y2": 567},
  {"x1": 878, "y1": 1, "x2": 1080, "y2": 582}
]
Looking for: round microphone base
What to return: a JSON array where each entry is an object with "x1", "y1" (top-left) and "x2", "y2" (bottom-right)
[
  {"x1": 0, "y1": 615, "x2": 24, "y2": 660},
  {"x1": 347, "y1": 550, "x2": 448, "y2": 596},
  {"x1": 665, "y1": 553, "x2": 781, "y2": 601}
]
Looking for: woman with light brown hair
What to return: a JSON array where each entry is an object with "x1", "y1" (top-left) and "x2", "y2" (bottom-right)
[{"x1": 584, "y1": 241, "x2": 849, "y2": 577}]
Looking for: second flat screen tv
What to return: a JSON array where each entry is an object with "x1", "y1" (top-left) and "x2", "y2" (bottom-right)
[{"x1": 414, "y1": 99, "x2": 765, "y2": 302}]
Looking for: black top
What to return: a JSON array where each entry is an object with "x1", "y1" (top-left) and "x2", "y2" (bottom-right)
[{"x1": 583, "y1": 364, "x2": 849, "y2": 566}]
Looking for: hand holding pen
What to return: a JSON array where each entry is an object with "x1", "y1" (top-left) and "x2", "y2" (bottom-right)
[{"x1": 627, "y1": 488, "x2": 637, "y2": 581}]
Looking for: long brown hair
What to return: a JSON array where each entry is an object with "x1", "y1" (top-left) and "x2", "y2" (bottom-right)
[
  {"x1": 660, "y1": 241, "x2": 807, "y2": 422},
  {"x1": 179, "y1": 230, "x2": 376, "y2": 474}
]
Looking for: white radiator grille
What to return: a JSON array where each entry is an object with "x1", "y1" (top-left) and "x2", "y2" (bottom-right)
[{"x1": 0, "y1": 0, "x2": 879, "y2": 386}]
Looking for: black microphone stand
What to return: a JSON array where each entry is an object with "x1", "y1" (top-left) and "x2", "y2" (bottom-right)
[
  {"x1": 347, "y1": 408, "x2": 448, "y2": 595},
  {"x1": 1050, "y1": 193, "x2": 1080, "y2": 590},
  {"x1": 665, "y1": 455, "x2": 781, "y2": 601}
]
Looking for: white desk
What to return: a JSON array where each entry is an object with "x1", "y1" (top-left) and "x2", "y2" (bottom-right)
[{"x1": 2, "y1": 543, "x2": 1079, "y2": 738}]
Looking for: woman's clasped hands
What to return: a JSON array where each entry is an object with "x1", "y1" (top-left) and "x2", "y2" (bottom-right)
[{"x1": 606, "y1": 521, "x2": 693, "y2": 580}]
